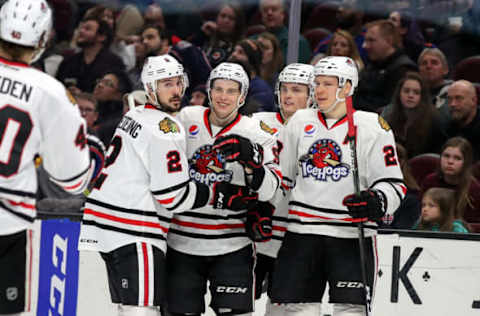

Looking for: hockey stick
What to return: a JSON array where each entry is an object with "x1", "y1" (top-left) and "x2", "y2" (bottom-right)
[{"x1": 346, "y1": 96, "x2": 371, "y2": 316}]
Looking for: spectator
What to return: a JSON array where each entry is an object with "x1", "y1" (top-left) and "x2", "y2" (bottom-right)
[
  {"x1": 325, "y1": 29, "x2": 364, "y2": 71},
  {"x1": 443, "y1": 80, "x2": 480, "y2": 160},
  {"x1": 257, "y1": 31, "x2": 284, "y2": 88},
  {"x1": 143, "y1": 3, "x2": 166, "y2": 30},
  {"x1": 416, "y1": 188, "x2": 469, "y2": 233},
  {"x1": 229, "y1": 39, "x2": 276, "y2": 112},
  {"x1": 76, "y1": 92, "x2": 99, "y2": 132},
  {"x1": 94, "y1": 70, "x2": 132, "y2": 146},
  {"x1": 142, "y1": 24, "x2": 169, "y2": 56},
  {"x1": 256, "y1": 0, "x2": 311, "y2": 63},
  {"x1": 125, "y1": 33, "x2": 147, "y2": 90},
  {"x1": 355, "y1": 19, "x2": 417, "y2": 112},
  {"x1": 191, "y1": 0, "x2": 246, "y2": 68},
  {"x1": 382, "y1": 72, "x2": 447, "y2": 157},
  {"x1": 189, "y1": 84, "x2": 208, "y2": 106},
  {"x1": 421, "y1": 137, "x2": 480, "y2": 224},
  {"x1": 389, "y1": 9, "x2": 427, "y2": 62},
  {"x1": 57, "y1": 16, "x2": 125, "y2": 93},
  {"x1": 418, "y1": 48, "x2": 452, "y2": 109}
]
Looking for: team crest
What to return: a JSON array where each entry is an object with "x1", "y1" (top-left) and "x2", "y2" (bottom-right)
[
  {"x1": 260, "y1": 120, "x2": 277, "y2": 135},
  {"x1": 378, "y1": 116, "x2": 391, "y2": 131},
  {"x1": 159, "y1": 117, "x2": 180, "y2": 134},
  {"x1": 189, "y1": 145, "x2": 232, "y2": 185},
  {"x1": 299, "y1": 139, "x2": 350, "y2": 181}
]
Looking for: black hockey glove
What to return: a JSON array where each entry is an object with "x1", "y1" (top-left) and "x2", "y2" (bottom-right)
[
  {"x1": 245, "y1": 201, "x2": 274, "y2": 242},
  {"x1": 211, "y1": 182, "x2": 258, "y2": 212},
  {"x1": 213, "y1": 134, "x2": 264, "y2": 169},
  {"x1": 343, "y1": 189, "x2": 386, "y2": 221}
]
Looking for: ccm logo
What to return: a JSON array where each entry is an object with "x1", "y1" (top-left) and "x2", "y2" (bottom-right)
[
  {"x1": 216, "y1": 286, "x2": 248, "y2": 294},
  {"x1": 49, "y1": 234, "x2": 68, "y2": 315},
  {"x1": 336, "y1": 281, "x2": 364, "y2": 288}
]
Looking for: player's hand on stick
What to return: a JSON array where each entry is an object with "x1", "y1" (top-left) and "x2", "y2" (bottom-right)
[
  {"x1": 246, "y1": 201, "x2": 274, "y2": 242},
  {"x1": 211, "y1": 182, "x2": 258, "y2": 211},
  {"x1": 343, "y1": 189, "x2": 386, "y2": 221}
]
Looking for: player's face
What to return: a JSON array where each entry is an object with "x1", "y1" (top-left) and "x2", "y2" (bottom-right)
[
  {"x1": 400, "y1": 79, "x2": 421, "y2": 109},
  {"x1": 421, "y1": 195, "x2": 441, "y2": 223},
  {"x1": 155, "y1": 76, "x2": 184, "y2": 112},
  {"x1": 313, "y1": 75, "x2": 339, "y2": 110},
  {"x1": 280, "y1": 82, "x2": 309, "y2": 119},
  {"x1": 440, "y1": 146, "x2": 464, "y2": 177},
  {"x1": 330, "y1": 34, "x2": 350, "y2": 57},
  {"x1": 210, "y1": 79, "x2": 243, "y2": 120}
]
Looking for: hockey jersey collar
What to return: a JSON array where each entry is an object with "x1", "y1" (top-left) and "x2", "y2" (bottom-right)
[
  {"x1": 204, "y1": 108, "x2": 242, "y2": 138},
  {"x1": 317, "y1": 110, "x2": 350, "y2": 130},
  {"x1": 276, "y1": 112, "x2": 285, "y2": 125},
  {"x1": 144, "y1": 104, "x2": 158, "y2": 110},
  {"x1": 0, "y1": 56, "x2": 29, "y2": 68}
]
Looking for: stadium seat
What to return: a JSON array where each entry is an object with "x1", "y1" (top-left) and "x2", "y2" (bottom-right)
[
  {"x1": 453, "y1": 55, "x2": 480, "y2": 83},
  {"x1": 468, "y1": 222, "x2": 480, "y2": 233},
  {"x1": 247, "y1": 24, "x2": 267, "y2": 37},
  {"x1": 408, "y1": 153, "x2": 441, "y2": 186},
  {"x1": 303, "y1": 2, "x2": 339, "y2": 32},
  {"x1": 302, "y1": 27, "x2": 332, "y2": 52},
  {"x1": 473, "y1": 161, "x2": 480, "y2": 181}
]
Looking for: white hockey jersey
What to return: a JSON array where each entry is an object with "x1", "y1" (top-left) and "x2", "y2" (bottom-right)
[
  {"x1": 251, "y1": 111, "x2": 289, "y2": 258},
  {"x1": 167, "y1": 106, "x2": 282, "y2": 256},
  {"x1": 0, "y1": 57, "x2": 90, "y2": 235},
  {"x1": 280, "y1": 108, "x2": 405, "y2": 238},
  {"x1": 79, "y1": 105, "x2": 210, "y2": 253}
]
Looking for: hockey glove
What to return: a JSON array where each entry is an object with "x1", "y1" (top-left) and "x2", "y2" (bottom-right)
[
  {"x1": 211, "y1": 182, "x2": 258, "y2": 211},
  {"x1": 213, "y1": 134, "x2": 264, "y2": 169},
  {"x1": 246, "y1": 201, "x2": 274, "y2": 242},
  {"x1": 343, "y1": 189, "x2": 386, "y2": 221}
]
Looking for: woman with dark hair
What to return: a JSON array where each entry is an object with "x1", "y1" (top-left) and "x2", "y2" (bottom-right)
[
  {"x1": 257, "y1": 31, "x2": 284, "y2": 88},
  {"x1": 192, "y1": 0, "x2": 246, "y2": 67},
  {"x1": 389, "y1": 9, "x2": 427, "y2": 62},
  {"x1": 421, "y1": 137, "x2": 480, "y2": 225},
  {"x1": 382, "y1": 71, "x2": 447, "y2": 157}
]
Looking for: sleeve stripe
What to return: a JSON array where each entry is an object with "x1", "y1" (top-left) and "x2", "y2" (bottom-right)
[
  {"x1": 152, "y1": 179, "x2": 190, "y2": 195},
  {"x1": 166, "y1": 182, "x2": 190, "y2": 211},
  {"x1": 370, "y1": 178, "x2": 405, "y2": 187},
  {"x1": 157, "y1": 197, "x2": 175, "y2": 205}
]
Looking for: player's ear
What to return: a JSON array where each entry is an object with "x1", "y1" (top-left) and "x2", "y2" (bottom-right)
[{"x1": 341, "y1": 81, "x2": 352, "y2": 98}]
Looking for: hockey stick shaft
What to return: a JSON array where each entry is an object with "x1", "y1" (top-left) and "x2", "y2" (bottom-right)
[{"x1": 346, "y1": 96, "x2": 371, "y2": 316}]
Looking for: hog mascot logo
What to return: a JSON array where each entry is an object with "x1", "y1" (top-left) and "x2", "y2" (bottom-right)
[
  {"x1": 189, "y1": 145, "x2": 232, "y2": 185},
  {"x1": 299, "y1": 139, "x2": 349, "y2": 181}
]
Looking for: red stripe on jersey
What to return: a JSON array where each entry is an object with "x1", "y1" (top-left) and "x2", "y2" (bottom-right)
[
  {"x1": 204, "y1": 109, "x2": 213, "y2": 136},
  {"x1": 400, "y1": 184, "x2": 407, "y2": 195},
  {"x1": 0, "y1": 57, "x2": 29, "y2": 68},
  {"x1": 171, "y1": 218, "x2": 245, "y2": 230},
  {"x1": 272, "y1": 168, "x2": 283, "y2": 181},
  {"x1": 276, "y1": 112, "x2": 284, "y2": 125},
  {"x1": 157, "y1": 197, "x2": 175, "y2": 205},
  {"x1": 141, "y1": 242, "x2": 149, "y2": 306},
  {"x1": 289, "y1": 209, "x2": 369, "y2": 223},
  {"x1": 63, "y1": 178, "x2": 84, "y2": 190},
  {"x1": 273, "y1": 225, "x2": 287, "y2": 232},
  {"x1": 8, "y1": 200, "x2": 35, "y2": 210},
  {"x1": 217, "y1": 114, "x2": 242, "y2": 137},
  {"x1": 84, "y1": 208, "x2": 169, "y2": 232}
]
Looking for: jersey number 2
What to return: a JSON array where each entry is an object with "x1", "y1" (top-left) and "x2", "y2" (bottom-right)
[
  {"x1": 383, "y1": 145, "x2": 398, "y2": 167},
  {"x1": 167, "y1": 151, "x2": 182, "y2": 173}
]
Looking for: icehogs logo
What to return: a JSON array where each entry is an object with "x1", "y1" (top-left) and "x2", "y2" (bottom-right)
[
  {"x1": 189, "y1": 145, "x2": 232, "y2": 185},
  {"x1": 299, "y1": 139, "x2": 349, "y2": 181}
]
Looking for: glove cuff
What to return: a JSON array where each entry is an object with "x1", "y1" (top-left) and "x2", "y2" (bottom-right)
[{"x1": 246, "y1": 166, "x2": 265, "y2": 191}]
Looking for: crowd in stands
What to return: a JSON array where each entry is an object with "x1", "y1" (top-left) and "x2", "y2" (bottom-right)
[{"x1": 35, "y1": 0, "x2": 480, "y2": 233}]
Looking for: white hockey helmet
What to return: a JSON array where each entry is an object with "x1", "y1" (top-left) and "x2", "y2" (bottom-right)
[
  {"x1": 141, "y1": 54, "x2": 189, "y2": 105},
  {"x1": 275, "y1": 63, "x2": 315, "y2": 109},
  {"x1": 207, "y1": 62, "x2": 249, "y2": 108},
  {"x1": 313, "y1": 56, "x2": 358, "y2": 96},
  {"x1": 0, "y1": 0, "x2": 53, "y2": 63}
]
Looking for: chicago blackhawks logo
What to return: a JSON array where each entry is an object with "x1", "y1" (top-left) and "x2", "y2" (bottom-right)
[
  {"x1": 189, "y1": 145, "x2": 232, "y2": 185},
  {"x1": 299, "y1": 139, "x2": 349, "y2": 181},
  {"x1": 159, "y1": 117, "x2": 180, "y2": 134},
  {"x1": 260, "y1": 120, "x2": 278, "y2": 136}
]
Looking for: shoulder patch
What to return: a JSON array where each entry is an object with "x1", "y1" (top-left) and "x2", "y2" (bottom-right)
[
  {"x1": 260, "y1": 120, "x2": 277, "y2": 135},
  {"x1": 66, "y1": 89, "x2": 77, "y2": 106},
  {"x1": 159, "y1": 117, "x2": 180, "y2": 134},
  {"x1": 378, "y1": 116, "x2": 391, "y2": 131}
]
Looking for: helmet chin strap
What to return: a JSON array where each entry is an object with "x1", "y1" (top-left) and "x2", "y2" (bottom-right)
[{"x1": 318, "y1": 88, "x2": 345, "y2": 114}]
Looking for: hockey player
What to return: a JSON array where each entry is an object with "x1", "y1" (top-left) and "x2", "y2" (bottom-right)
[
  {"x1": 270, "y1": 56, "x2": 405, "y2": 316},
  {"x1": 251, "y1": 63, "x2": 314, "y2": 313},
  {"x1": 165, "y1": 62, "x2": 282, "y2": 316},
  {"x1": 0, "y1": 1, "x2": 92, "y2": 315},
  {"x1": 78, "y1": 55, "x2": 252, "y2": 316}
]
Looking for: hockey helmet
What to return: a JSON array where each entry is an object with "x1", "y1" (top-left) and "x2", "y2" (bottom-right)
[
  {"x1": 275, "y1": 63, "x2": 315, "y2": 109},
  {"x1": 207, "y1": 62, "x2": 249, "y2": 107},
  {"x1": 313, "y1": 56, "x2": 358, "y2": 96}
]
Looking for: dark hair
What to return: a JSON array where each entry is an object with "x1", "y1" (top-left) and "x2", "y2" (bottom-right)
[
  {"x1": 257, "y1": 31, "x2": 283, "y2": 84},
  {"x1": 104, "y1": 70, "x2": 133, "y2": 94},
  {"x1": 74, "y1": 92, "x2": 98, "y2": 111},
  {"x1": 141, "y1": 24, "x2": 168, "y2": 42},
  {"x1": 81, "y1": 17, "x2": 114, "y2": 47},
  {"x1": 226, "y1": 58, "x2": 252, "y2": 82},
  {"x1": 384, "y1": 72, "x2": 434, "y2": 157},
  {"x1": 395, "y1": 142, "x2": 420, "y2": 191},
  {"x1": 418, "y1": 188, "x2": 460, "y2": 231},
  {"x1": 235, "y1": 39, "x2": 262, "y2": 75},
  {"x1": 215, "y1": 1, "x2": 246, "y2": 44}
]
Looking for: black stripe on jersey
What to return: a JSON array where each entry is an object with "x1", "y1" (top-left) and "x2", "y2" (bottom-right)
[
  {"x1": 86, "y1": 198, "x2": 171, "y2": 223},
  {"x1": 175, "y1": 211, "x2": 246, "y2": 220},
  {"x1": 271, "y1": 235, "x2": 283, "y2": 241},
  {"x1": 152, "y1": 179, "x2": 190, "y2": 195},
  {"x1": 166, "y1": 182, "x2": 190, "y2": 211},
  {"x1": 272, "y1": 215, "x2": 289, "y2": 223},
  {"x1": 0, "y1": 186, "x2": 36, "y2": 198},
  {"x1": 49, "y1": 163, "x2": 90, "y2": 182},
  {"x1": 266, "y1": 164, "x2": 280, "y2": 190},
  {"x1": 81, "y1": 220, "x2": 167, "y2": 241},
  {"x1": 289, "y1": 201, "x2": 349, "y2": 215},
  {"x1": 168, "y1": 228, "x2": 248, "y2": 240},
  {"x1": 287, "y1": 217, "x2": 378, "y2": 230},
  {"x1": 0, "y1": 200, "x2": 34, "y2": 222},
  {"x1": 370, "y1": 178, "x2": 404, "y2": 187}
]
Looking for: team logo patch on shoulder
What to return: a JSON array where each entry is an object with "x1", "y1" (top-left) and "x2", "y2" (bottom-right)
[
  {"x1": 260, "y1": 120, "x2": 277, "y2": 135},
  {"x1": 159, "y1": 117, "x2": 180, "y2": 134},
  {"x1": 66, "y1": 90, "x2": 77, "y2": 105},
  {"x1": 378, "y1": 116, "x2": 391, "y2": 131},
  {"x1": 299, "y1": 139, "x2": 350, "y2": 181}
]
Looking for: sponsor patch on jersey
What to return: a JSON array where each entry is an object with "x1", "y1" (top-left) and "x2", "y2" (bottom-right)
[
  {"x1": 299, "y1": 139, "x2": 350, "y2": 182},
  {"x1": 159, "y1": 117, "x2": 180, "y2": 134},
  {"x1": 66, "y1": 89, "x2": 77, "y2": 105},
  {"x1": 189, "y1": 124, "x2": 199, "y2": 136},
  {"x1": 304, "y1": 124, "x2": 316, "y2": 135},
  {"x1": 189, "y1": 145, "x2": 232, "y2": 185},
  {"x1": 260, "y1": 120, "x2": 277, "y2": 135},
  {"x1": 378, "y1": 116, "x2": 391, "y2": 132}
]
